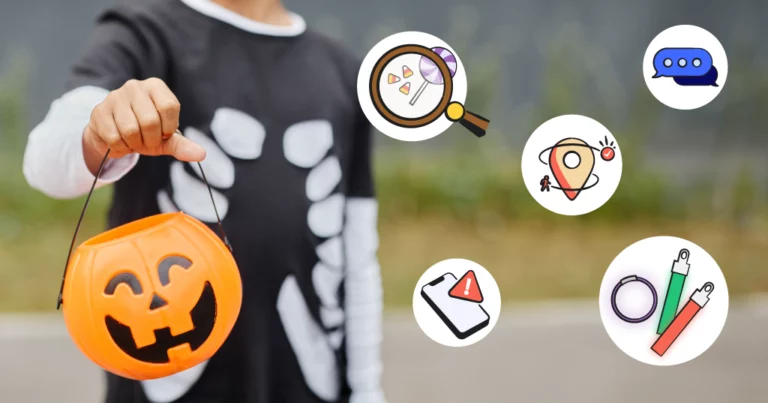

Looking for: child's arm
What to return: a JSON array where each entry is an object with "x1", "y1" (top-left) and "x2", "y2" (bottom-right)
[
  {"x1": 343, "y1": 115, "x2": 386, "y2": 403},
  {"x1": 23, "y1": 84, "x2": 138, "y2": 199},
  {"x1": 22, "y1": 6, "x2": 202, "y2": 199}
]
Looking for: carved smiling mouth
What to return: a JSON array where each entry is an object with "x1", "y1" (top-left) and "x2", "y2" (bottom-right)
[{"x1": 105, "y1": 282, "x2": 217, "y2": 363}]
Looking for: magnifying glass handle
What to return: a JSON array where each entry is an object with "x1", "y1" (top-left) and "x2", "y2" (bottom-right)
[
  {"x1": 458, "y1": 110, "x2": 489, "y2": 138},
  {"x1": 445, "y1": 102, "x2": 490, "y2": 138}
]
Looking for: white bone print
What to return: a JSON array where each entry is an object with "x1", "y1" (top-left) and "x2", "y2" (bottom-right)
[
  {"x1": 156, "y1": 109, "x2": 265, "y2": 219},
  {"x1": 155, "y1": 111, "x2": 344, "y2": 402},
  {"x1": 147, "y1": 109, "x2": 265, "y2": 402},
  {"x1": 279, "y1": 119, "x2": 347, "y2": 401}
]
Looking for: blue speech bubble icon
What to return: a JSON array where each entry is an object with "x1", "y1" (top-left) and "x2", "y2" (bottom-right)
[
  {"x1": 673, "y1": 65, "x2": 719, "y2": 87},
  {"x1": 652, "y1": 48, "x2": 713, "y2": 78}
]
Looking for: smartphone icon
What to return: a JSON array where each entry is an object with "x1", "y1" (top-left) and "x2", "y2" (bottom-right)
[{"x1": 421, "y1": 273, "x2": 490, "y2": 339}]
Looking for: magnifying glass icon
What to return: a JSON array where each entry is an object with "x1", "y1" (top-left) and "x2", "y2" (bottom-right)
[{"x1": 369, "y1": 44, "x2": 490, "y2": 138}]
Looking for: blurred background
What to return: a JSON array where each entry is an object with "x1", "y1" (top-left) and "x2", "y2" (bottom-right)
[{"x1": 2, "y1": 0, "x2": 768, "y2": 402}]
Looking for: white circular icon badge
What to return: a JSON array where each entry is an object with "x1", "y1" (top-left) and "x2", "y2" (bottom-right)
[
  {"x1": 412, "y1": 259, "x2": 501, "y2": 347},
  {"x1": 643, "y1": 25, "x2": 728, "y2": 110},
  {"x1": 521, "y1": 114, "x2": 623, "y2": 216},
  {"x1": 599, "y1": 236, "x2": 729, "y2": 366},
  {"x1": 357, "y1": 31, "x2": 490, "y2": 141}
]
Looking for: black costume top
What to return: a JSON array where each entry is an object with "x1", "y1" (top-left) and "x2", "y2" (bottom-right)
[{"x1": 24, "y1": 0, "x2": 384, "y2": 402}]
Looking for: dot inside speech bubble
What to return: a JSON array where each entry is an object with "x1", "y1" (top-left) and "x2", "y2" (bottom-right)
[{"x1": 652, "y1": 48, "x2": 713, "y2": 78}]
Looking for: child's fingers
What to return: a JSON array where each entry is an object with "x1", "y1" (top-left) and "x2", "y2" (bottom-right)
[
  {"x1": 83, "y1": 122, "x2": 110, "y2": 156},
  {"x1": 113, "y1": 100, "x2": 144, "y2": 151},
  {"x1": 145, "y1": 78, "x2": 181, "y2": 139},
  {"x1": 91, "y1": 103, "x2": 131, "y2": 155},
  {"x1": 131, "y1": 91, "x2": 163, "y2": 150},
  {"x1": 161, "y1": 132, "x2": 206, "y2": 162}
]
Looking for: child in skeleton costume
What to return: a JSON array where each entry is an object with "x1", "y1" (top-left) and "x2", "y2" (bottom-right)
[{"x1": 22, "y1": 0, "x2": 385, "y2": 402}]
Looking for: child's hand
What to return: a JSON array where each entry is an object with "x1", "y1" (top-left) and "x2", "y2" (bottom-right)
[{"x1": 82, "y1": 78, "x2": 206, "y2": 173}]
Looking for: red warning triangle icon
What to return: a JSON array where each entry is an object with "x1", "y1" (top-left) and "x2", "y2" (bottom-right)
[{"x1": 448, "y1": 270, "x2": 483, "y2": 303}]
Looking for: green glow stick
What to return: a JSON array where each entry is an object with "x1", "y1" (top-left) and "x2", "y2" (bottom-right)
[{"x1": 657, "y1": 248, "x2": 691, "y2": 334}]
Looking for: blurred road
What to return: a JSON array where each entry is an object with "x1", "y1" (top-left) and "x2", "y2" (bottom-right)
[{"x1": 2, "y1": 300, "x2": 768, "y2": 403}]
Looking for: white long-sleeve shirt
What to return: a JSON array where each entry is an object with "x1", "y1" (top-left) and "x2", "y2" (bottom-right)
[{"x1": 23, "y1": 86, "x2": 139, "y2": 199}]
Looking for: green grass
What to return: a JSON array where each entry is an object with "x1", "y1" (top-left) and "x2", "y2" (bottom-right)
[
  {"x1": 3, "y1": 205, "x2": 768, "y2": 311},
  {"x1": 379, "y1": 216, "x2": 768, "y2": 307},
  {"x1": 373, "y1": 149, "x2": 767, "y2": 224},
  {"x1": 0, "y1": 153, "x2": 114, "y2": 311}
]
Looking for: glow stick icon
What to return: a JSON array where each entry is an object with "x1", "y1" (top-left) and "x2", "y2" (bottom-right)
[
  {"x1": 651, "y1": 282, "x2": 714, "y2": 356},
  {"x1": 657, "y1": 249, "x2": 691, "y2": 334}
]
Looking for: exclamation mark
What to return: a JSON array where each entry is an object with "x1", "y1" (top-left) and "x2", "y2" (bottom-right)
[{"x1": 464, "y1": 278, "x2": 472, "y2": 295}]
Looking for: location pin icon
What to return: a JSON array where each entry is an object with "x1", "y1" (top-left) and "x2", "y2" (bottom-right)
[{"x1": 549, "y1": 138, "x2": 595, "y2": 200}]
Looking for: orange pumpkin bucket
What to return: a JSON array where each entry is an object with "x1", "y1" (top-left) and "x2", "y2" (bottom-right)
[{"x1": 57, "y1": 149, "x2": 242, "y2": 380}]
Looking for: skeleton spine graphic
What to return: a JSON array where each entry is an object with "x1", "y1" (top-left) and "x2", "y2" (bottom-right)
[{"x1": 153, "y1": 110, "x2": 345, "y2": 402}]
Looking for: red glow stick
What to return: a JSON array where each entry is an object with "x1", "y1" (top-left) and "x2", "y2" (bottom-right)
[{"x1": 651, "y1": 282, "x2": 714, "y2": 356}]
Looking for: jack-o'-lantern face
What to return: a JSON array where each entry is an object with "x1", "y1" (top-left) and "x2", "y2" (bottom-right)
[
  {"x1": 62, "y1": 212, "x2": 242, "y2": 381},
  {"x1": 102, "y1": 255, "x2": 216, "y2": 364}
]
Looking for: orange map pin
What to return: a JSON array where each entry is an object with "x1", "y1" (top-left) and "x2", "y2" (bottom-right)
[{"x1": 548, "y1": 138, "x2": 595, "y2": 200}]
